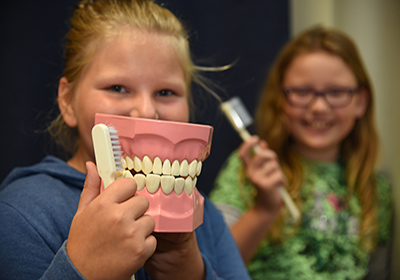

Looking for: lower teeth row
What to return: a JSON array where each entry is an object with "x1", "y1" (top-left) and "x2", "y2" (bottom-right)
[{"x1": 117, "y1": 170, "x2": 197, "y2": 195}]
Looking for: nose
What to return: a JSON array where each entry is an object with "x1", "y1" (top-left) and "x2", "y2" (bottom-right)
[
  {"x1": 308, "y1": 95, "x2": 331, "y2": 111},
  {"x1": 129, "y1": 93, "x2": 158, "y2": 119}
]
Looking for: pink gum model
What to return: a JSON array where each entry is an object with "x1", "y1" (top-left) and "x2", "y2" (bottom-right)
[{"x1": 94, "y1": 113, "x2": 213, "y2": 232}]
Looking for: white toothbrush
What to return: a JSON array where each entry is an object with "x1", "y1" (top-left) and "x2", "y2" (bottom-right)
[
  {"x1": 220, "y1": 97, "x2": 301, "y2": 224},
  {"x1": 91, "y1": 124, "x2": 136, "y2": 280},
  {"x1": 92, "y1": 124, "x2": 123, "y2": 189}
]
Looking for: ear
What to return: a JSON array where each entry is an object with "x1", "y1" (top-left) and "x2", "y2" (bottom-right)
[
  {"x1": 354, "y1": 88, "x2": 369, "y2": 119},
  {"x1": 58, "y1": 77, "x2": 78, "y2": 128}
]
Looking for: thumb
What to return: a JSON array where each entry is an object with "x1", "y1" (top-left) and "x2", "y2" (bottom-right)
[
  {"x1": 76, "y1": 161, "x2": 101, "y2": 216},
  {"x1": 257, "y1": 139, "x2": 269, "y2": 150},
  {"x1": 239, "y1": 135, "x2": 259, "y2": 164}
]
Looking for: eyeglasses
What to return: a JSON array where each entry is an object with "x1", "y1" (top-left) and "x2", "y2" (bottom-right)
[{"x1": 283, "y1": 87, "x2": 359, "y2": 108}]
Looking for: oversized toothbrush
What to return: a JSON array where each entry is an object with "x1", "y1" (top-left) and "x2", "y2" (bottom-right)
[{"x1": 220, "y1": 96, "x2": 300, "y2": 224}]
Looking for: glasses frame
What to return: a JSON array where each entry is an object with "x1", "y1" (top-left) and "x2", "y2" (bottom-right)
[{"x1": 282, "y1": 87, "x2": 360, "y2": 108}]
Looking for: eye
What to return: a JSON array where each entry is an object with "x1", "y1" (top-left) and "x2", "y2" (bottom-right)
[
  {"x1": 326, "y1": 88, "x2": 347, "y2": 97},
  {"x1": 109, "y1": 85, "x2": 128, "y2": 93},
  {"x1": 292, "y1": 88, "x2": 313, "y2": 97},
  {"x1": 156, "y1": 89, "x2": 174, "y2": 97}
]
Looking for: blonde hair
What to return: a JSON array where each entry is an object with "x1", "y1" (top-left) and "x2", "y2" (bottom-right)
[
  {"x1": 49, "y1": 0, "x2": 202, "y2": 156},
  {"x1": 254, "y1": 26, "x2": 379, "y2": 251}
]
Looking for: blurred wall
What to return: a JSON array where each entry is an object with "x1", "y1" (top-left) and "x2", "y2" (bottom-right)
[{"x1": 290, "y1": 0, "x2": 400, "y2": 278}]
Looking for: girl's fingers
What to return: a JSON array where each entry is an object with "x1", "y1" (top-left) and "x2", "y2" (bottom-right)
[
  {"x1": 239, "y1": 136, "x2": 260, "y2": 163},
  {"x1": 122, "y1": 194, "x2": 151, "y2": 220},
  {"x1": 257, "y1": 139, "x2": 268, "y2": 150},
  {"x1": 76, "y1": 161, "x2": 101, "y2": 216},
  {"x1": 261, "y1": 159, "x2": 282, "y2": 176},
  {"x1": 152, "y1": 232, "x2": 194, "y2": 252},
  {"x1": 103, "y1": 177, "x2": 138, "y2": 203},
  {"x1": 248, "y1": 149, "x2": 278, "y2": 170},
  {"x1": 143, "y1": 234, "x2": 157, "y2": 257},
  {"x1": 266, "y1": 171, "x2": 287, "y2": 189},
  {"x1": 132, "y1": 215, "x2": 156, "y2": 244},
  {"x1": 137, "y1": 214, "x2": 156, "y2": 231}
]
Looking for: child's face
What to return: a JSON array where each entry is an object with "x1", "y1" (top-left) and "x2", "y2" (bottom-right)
[
  {"x1": 59, "y1": 28, "x2": 189, "y2": 168},
  {"x1": 282, "y1": 51, "x2": 367, "y2": 161}
]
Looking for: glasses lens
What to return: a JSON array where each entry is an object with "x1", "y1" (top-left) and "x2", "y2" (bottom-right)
[
  {"x1": 285, "y1": 88, "x2": 314, "y2": 107},
  {"x1": 284, "y1": 87, "x2": 357, "y2": 108},
  {"x1": 325, "y1": 89, "x2": 353, "y2": 107}
]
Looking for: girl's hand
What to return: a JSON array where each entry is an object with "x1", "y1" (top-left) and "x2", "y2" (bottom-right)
[
  {"x1": 238, "y1": 136, "x2": 286, "y2": 216},
  {"x1": 144, "y1": 232, "x2": 205, "y2": 280},
  {"x1": 67, "y1": 161, "x2": 157, "y2": 280}
]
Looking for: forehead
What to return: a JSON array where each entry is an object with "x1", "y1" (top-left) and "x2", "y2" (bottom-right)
[
  {"x1": 97, "y1": 28, "x2": 180, "y2": 66},
  {"x1": 284, "y1": 51, "x2": 357, "y2": 87},
  {"x1": 81, "y1": 28, "x2": 186, "y2": 85}
]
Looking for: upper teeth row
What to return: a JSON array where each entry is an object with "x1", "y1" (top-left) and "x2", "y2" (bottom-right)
[
  {"x1": 310, "y1": 122, "x2": 328, "y2": 129},
  {"x1": 122, "y1": 155, "x2": 202, "y2": 178}
]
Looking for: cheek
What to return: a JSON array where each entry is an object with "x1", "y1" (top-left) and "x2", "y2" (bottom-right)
[
  {"x1": 76, "y1": 93, "x2": 122, "y2": 126},
  {"x1": 160, "y1": 101, "x2": 190, "y2": 123},
  {"x1": 74, "y1": 93, "x2": 112, "y2": 150},
  {"x1": 337, "y1": 112, "x2": 358, "y2": 134},
  {"x1": 283, "y1": 103, "x2": 301, "y2": 130},
  {"x1": 180, "y1": 104, "x2": 190, "y2": 122},
  {"x1": 75, "y1": 95, "x2": 97, "y2": 130}
]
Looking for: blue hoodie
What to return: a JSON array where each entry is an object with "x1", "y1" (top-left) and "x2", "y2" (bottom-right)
[{"x1": 0, "y1": 156, "x2": 250, "y2": 280}]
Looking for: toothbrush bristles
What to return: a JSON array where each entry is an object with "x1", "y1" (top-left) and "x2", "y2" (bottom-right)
[{"x1": 108, "y1": 126, "x2": 124, "y2": 171}]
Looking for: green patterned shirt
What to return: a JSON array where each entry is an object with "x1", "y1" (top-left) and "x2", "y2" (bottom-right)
[{"x1": 209, "y1": 152, "x2": 392, "y2": 280}]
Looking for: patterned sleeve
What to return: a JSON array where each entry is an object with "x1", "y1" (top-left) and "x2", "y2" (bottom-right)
[{"x1": 209, "y1": 151, "x2": 254, "y2": 225}]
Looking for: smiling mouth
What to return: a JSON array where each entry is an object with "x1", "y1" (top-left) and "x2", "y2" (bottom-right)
[{"x1": 304, "y1": 121, "x2": 332, "y2": 130}]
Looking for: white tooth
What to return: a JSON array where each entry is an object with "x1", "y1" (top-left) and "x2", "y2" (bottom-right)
[
  {"x1": 133, "y1": 156, "x2": 142, "y2": 172},
  {"x1": 146, "y1": 174, "x2": 160, "y2": 193},
  {"x1": 310, "y1": 122, "x2": 328, "y2": 130},
  {"x1": 142, "y1": 156, "x2": 153, "y2": 175},
  {"x1": 163, "y1": 159, "x2": 171, "y2": 175},
  {"x1": 193, "y1": 177, "x2": 197, "y2": 189},
  {"x1": 161, "y1": 175, "x2": 175, "y2": 194},
  {"x1": 153, "y1": 157, "x2": 162, "y2": 174},
  {"x1": 174, "y1": 178, "x2": 184, "y2": 195},
  {"x1": 123, "y1": 170, "x2": 133, "y2": 178},
  {"x1": 115, "y1": 170, "x2": 124, "y2": 180},
  {"x1": 184, "y1": 176, "x2": 193, "y2": 195},
  {"x1": 133, "y1": 174, "x2": 145, "y2": 191},
  {"x1": 196, "y1": 161, "x2": 202, "y2": 176},
  {"x1": 172, "y1": 160, "x2": 180, "y2": 176},
  {"x1": 122, "y1": 157, "x2": 127, "y2": 169},
  {"x1": 126, "y1": 156, "x2": 134, "y2": 170},
  {"x1": 189, "y1": 160, "x2": 198, "y2": 178},
  {"x1": 180, "y1": 159, "x2": 189, "y2": 177}
]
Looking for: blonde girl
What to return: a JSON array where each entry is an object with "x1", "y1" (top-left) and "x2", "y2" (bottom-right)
[{"x1": 0, "y1": 1, "x2": 250, "y2": 279}]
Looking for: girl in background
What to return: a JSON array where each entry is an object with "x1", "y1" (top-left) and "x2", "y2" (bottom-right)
[
  {"x1": 210, "y1": 26, "x2": 392, "y2": 280},
  {"x1": 0, "y1": 0, "x2": 249, "y2": 279}
]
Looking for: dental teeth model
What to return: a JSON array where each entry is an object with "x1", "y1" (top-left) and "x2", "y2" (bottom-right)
[
  {"x1": 94, "y1": 113, "x2": 213, "y2": 232},
  {"x1": 120, "y1": 155, "x2": 201, "y2": 195}
]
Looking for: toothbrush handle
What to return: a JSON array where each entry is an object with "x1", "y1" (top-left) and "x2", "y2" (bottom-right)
[
  {"x1": 92, "y1": 124, "x2": 117, "y2": 189},
  {"x1": 245, "y1": 135, "x2": 301, "y2": 224},
  {"x1": 238, "y1": 128, "x2": 252, "y2": 141},
  {"x1": 277, "y1": 186, "x2": 300, "y2": 224}
]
